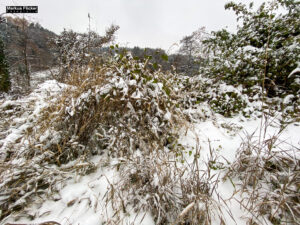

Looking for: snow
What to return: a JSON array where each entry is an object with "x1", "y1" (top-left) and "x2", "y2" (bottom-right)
[
  {"x1": 243, "y1": 45, "x2": 258, "y2": 52},
  {"x1": 0, "y1": 100, "x2": 15, "y2": 109},
  {"x1": 1, "y1": 161, "x2": 155, "y2": 225},
  {"x1": 288, "y1": 65, "x2": 300, "y2": 78},
  {"x1": 283, "y1": 94, "x2": 294, "y2": 105},
  {"x1": 163, "y1": 111, "x2": 172, "y2": 121},
  {"x1": 0, "y1": 79, "x2": 65, "y2": 160},
  {"x1": 1, "y1": 71, "x2": 299, "y2": 225},
  {"x1": 3, "y1": 113, "x2": 293, "y2": 225},
  {"x1": 179, "y1": 111, "x2": 300, "y2": 225},
  {"x1": 131, "y1": 89, "x2": 143, "y2": 99}
]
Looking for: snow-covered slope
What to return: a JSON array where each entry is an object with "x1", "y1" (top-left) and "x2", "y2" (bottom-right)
[{"x1": 0, "y1": 73, "x2": 299, "y2": 225}]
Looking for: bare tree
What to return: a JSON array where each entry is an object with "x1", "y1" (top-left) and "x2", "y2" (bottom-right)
[
  {"x1": 52, "y1": 24, "x2": 119, "y2": 82},
  {"x1": 20, "y1": 16, "x2": 30, "y2": 88},
  {"x1": 179, "y1": 27, "x2": 209, "y2": 75},
  {"x1": 11, "y1": 16, "x2": 31, "y2": 89}
]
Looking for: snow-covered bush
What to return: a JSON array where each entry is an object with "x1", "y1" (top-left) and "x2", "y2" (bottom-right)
[
  {"x1": 177, "y1": 75, "x2": 258, "y2": 118},
  {"x1": 51, "y1": 25, "x2": 119, "y2": 82},
  {"x1": 202, "y1": 0, "x2": 300, "y2": 98},
  {"x1": 0, "y1": 49, "x2": 184, "y2": 219},
  {"x1": 178, "y1": 72, "x2": 298, "y2": 120},
  {"x1": 38, "y1": 51, "x2": 182, "y2": 161},
  {"x1": 203, "y1": 82, "x2": 249, "y2": 117}
]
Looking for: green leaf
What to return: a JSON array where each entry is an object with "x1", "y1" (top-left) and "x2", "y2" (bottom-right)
[
  {"x1": 146, "y1": 55, "x2": 152, "y2": 60},
  {"x1": 161, "y1": 54, "x2": 168, "y2": 61},
  {"x1": 133, "y1": 69, "x2": 141, "y2": 74},
  {"x1": 153, "y1": 63, "x2": 158, "y2": 70},
  {"x1": 229, "y1": 177, "x2": 236, "y2": 189},
  {"x1": 163, "y1": 86, "x2": 171, "y2": 96}
]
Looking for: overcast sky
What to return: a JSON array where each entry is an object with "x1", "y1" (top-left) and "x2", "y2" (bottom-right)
[{"x1": 1, "y1": 0, "x2": 266, "y2": 51}]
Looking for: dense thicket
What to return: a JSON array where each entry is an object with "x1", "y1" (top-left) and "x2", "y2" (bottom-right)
[
  {"x1": 0, "y1": 47, "x2": 185, "y2": 220},
  {"x1": 201, "y1": 0, "x2": 300, "y2": 98}
]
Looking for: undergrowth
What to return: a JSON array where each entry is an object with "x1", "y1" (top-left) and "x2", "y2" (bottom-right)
[
  {"x1": 0, "y1": 51, "x2": 185, "y2": 221},
  {"x1": 0, "y1": 45, "x2": 299, "y2": 225},
  {"x1": 104, "y1": 137, "x2": 228, "y2": 225},
  {"x1": 226, "y1": 116, "x2": 300, "y2": 225}
]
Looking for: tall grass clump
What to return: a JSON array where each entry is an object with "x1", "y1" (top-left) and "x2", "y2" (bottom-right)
[
  {"x1": 104, "y1": 139, "x2": 227, "y2": 225},
  {"x1": 226, "y1": 117, "x2": 300, "y2": 225}
]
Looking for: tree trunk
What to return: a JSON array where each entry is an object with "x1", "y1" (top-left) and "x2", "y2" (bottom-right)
[{"x1": 22, "y1": 17, "x2": 30, "y2": 89}]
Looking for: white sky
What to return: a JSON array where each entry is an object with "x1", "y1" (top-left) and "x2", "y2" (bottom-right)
[{"x1": 1, "y1": 0, "x2": 266, "y2": 51}]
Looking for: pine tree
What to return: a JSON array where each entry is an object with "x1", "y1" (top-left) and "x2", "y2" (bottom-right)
[{"x1": 0, "y1": 37, "x2": 10, "y2": 92}]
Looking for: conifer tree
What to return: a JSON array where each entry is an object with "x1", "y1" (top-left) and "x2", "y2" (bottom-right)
[{"x1": 0, "y1": 37, "x2": 10, "y2": 92}]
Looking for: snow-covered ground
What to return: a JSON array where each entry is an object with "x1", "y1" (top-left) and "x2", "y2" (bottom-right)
[
  {"x1": 180, "y1": 116, "x2": 300, "y2": 225},
  {"x1": 0, "y1": 74, "x2": 299, "y2": 225}
]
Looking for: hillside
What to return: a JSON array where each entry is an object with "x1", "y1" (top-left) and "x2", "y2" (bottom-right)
[{"x1": 0, "y1": 17, "x2": 57, "y2": 73}]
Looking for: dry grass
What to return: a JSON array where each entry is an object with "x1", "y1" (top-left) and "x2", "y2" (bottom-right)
[
  {"x1": 104, "y1": 132, "x2": 230, "y2": 225},
  {"x1": 226, "y1": 116, "x2": 300, "y2": 225},
  {"x1": 0, "y1": 53, "x2": 184, "y2": 221},
  {"x1": 2, "y1": 50, "x2": 298, "y2": 224}
]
